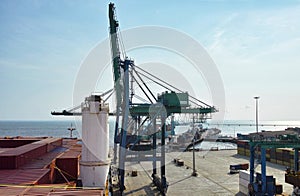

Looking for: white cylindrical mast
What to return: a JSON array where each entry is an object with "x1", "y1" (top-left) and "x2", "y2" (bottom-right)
[{"x1": 80, "y1": 95, "x2": 110, "y2": 188}]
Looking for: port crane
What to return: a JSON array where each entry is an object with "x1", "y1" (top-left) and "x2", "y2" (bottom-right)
[
  {"x1": 108, "y1": 3, "x2": 217, "y2": 195},
  {"x1": 248, "y1": 135, "x2": 300, "y2": 195},
  {"x1": 51, "y1": 3, "x2": 217, "y2": 194}
]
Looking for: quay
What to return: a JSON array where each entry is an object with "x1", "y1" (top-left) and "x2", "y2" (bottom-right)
[{"x1": 115, "y1": 149, "x2": 293, "y2": 195}]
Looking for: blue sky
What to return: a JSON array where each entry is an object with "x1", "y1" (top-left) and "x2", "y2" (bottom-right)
[{"x1": 0, "y1": 0, "x2": 300, "y2": 120}]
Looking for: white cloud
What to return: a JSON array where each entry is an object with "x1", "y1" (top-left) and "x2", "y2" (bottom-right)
[{"x1": 204, "y1": 4, "x2": 300, "y2": 120}]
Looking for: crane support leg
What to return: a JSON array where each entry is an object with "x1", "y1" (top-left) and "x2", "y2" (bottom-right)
[
  {"x1": 118, "y1": 60, "x2": 130, "y2": 193},
  {"x1": 261, "y1": 148, "x2": 266, "y2": 194},
  {"x1": 161, "y1": 115, "x2": 166, "y2": 179},
  {"x1": 250, "y1": 145, "x2": 255, "y2": 184},
  {"x1": 171, "y1": 115, "x2": 175, "y2": 136},
  {"x1": 113, "y1": 114, "x2": 120, "y2": 164},
  {"x1": 160, "y1": 115, "x2": 168, "y2": 194},
  {"x1": 295, "y1": 148, "x2": 299, "y2": 172},
  {"x1": 152, "y1": 118, "x2": 157, "y2": 178}
]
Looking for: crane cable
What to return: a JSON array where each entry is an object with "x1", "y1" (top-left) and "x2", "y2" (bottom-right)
[
  {"x1": 117, "y1": 24, "x2": 127, "y2": 60},
  {"x1": 112, "y1": 14, "x2": 213, "y2": 120},
  {"x1": 135, "y1": 70, "x2": 204, "y2": 108},
  {"x1": 114, "y1": 14, "x2": 211, "y2": 108},
  {"x1": 135, "y1": 66, "x2": 212, "y2": 108},
  {"x1": 131, "y1": 65, "x2": 157, "y2": 102},
  {"x1": 132, "y1": 75, "x2": 153, "y2": 104},
  {"x1": 134, "y1": 94, "x2": 150, "y2": 103}
]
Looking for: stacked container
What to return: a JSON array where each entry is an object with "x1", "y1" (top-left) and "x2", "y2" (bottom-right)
[{"x1": 237, "y1": 141, "x2": 299, "y2": 169}]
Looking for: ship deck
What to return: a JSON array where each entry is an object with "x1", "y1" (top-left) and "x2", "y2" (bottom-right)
[{"x1": 0, "y1": 137, "x2": 104, "y2": 195}]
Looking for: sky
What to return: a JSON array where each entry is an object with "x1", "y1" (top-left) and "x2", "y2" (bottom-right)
[{"x1": 0, "y1": 0, "x2": 300, "y2": 121}]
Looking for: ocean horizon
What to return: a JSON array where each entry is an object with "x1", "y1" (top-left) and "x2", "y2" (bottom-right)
[
  {"x1": 1, "y1": 119, "x2": 299, "y2": 150},
  {"x1": 0, "y1": 119, "x2": 299, "y2": 139}
]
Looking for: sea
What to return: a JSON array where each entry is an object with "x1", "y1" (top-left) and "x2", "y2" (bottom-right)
[{"x1": 1, "y1": 120, "x2": 299, "y2": 150}]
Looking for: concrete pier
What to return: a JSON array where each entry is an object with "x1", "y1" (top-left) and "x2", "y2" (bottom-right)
[{"x1": 118, "y1": 150, "x2": 293, "y2": 195}]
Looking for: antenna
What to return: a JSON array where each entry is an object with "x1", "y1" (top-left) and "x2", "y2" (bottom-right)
[{"x1": 68, "y1": 123, "x2": 76, "y2": 138}]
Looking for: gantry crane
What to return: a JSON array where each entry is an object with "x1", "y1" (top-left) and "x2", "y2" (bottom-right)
[
  {"x1": 248, "y1": 135, "x2": 300, "y2": 195},
  {"x1": 108, "y1": 3, "x2": 217, "y2": 195}
]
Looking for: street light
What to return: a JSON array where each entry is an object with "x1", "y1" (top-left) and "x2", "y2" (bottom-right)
[
  {"x1": 254, "y1": 96, "x2": 260, "y2": 134},
  {"x1": 192, "y1": 115, "x2": 197, "y2": 177}
]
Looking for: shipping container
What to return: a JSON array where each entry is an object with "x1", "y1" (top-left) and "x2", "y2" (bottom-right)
[
  {"x1": 291, "y1": 162, "x2": 295, "y2": 168},
  {"x1": 230, "y1": 163, "x2": 249, "y2": 173},
  {"x1": 245, "y1": 149, "x2": 250, "y2": 157},
  {"x1": 270, "y1": 159, "x2": 277, "y2": 164},
  {"x1": 276, "y1": 152, "x2": 283, "y2": 161},
  {"x1": 237, "y1": 147, "x2": 245, "y2": 156},
  {"x1": 270, "y1": 148, "x2": 276, "y2": 159}
]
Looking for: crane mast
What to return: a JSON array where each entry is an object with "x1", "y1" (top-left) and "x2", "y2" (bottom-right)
[
  {"x1": 109, "y1": 3, "x2": 131, "y2": 193},
  {"x1": 108, "y1": 3, "x2": 123, "y2": 164},
  {"x1": 109, "y1": 3, "x2": 121, "y2": 85}
]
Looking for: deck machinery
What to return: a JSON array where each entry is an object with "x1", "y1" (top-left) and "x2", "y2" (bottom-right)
[
  {"x1": 108, "y1": 3, "x2": 216, "y2": 195},
  {"x1": 248, "y1": 135, "x2": 300, "y2": 195}
]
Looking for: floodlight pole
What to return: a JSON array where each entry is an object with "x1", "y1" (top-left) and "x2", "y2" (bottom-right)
[
  {"x1": 254, "y1": 96, "x2": 260, "y2": 134},
  {"x1": 192, "y1": 115, "x2": 197, "y2": 176}
]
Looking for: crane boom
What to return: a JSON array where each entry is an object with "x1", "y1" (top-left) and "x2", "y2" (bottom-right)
[
  {"x1": 108, "y1": 4, "x2": 125, "y2": 189},
  {"x1": 109, "y1": 3, "x2": 123, "y2": 112},
  {"x1": 109, "y1": 3, "x2": 133, "y2": 193},
  {"x1": 109, "y1": 3, "x2": 121, "y2": 85}
]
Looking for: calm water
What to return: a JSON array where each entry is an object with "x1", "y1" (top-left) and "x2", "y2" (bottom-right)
[
  {"x1": 0, "y1": 120, "x2": 115, "y2": 146},
  {"x1": 204, "y1": 120, "x2": 300, "y2": 137},
  {"x1": 1, "y1": 120, "x2": 299, "y2": 149},
  {"x1": 175, "y1": 120, "x2": 300, "y2": 150},
  {"x1": 173, "y1": 120, "x2": 300, "y2": 137},
  {"x1": 0, "y1": 120, "x2": 80, "y2": 138}
]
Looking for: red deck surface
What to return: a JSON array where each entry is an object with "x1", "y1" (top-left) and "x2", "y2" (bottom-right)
[
  {"x1": 0, "y1": 138, "x2": 93, "y2": 195},
  {"x1": 0, "y1": 169, "x2": 50, "y2": 185},
  {"x1": 0, "y1": 186, "x2": 26, "y2": 195},
  {"x1": 20, "y1": 150, "x2": 65, "y2": 169},
  {"x1": 0, "y1": 184, "x2": 104, "y2": 195},
  {"x1": 25, "y1": 186, "x2": 104, "y2": 195}
]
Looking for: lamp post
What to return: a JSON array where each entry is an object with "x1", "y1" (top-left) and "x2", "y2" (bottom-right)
[
  {"x1": 254, "y1": 96, "x2": 259, "y2": 134},
  {"x1": 192, "y1": 115, "x2": 197, "y2": 177}
]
